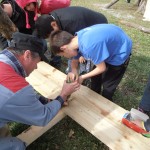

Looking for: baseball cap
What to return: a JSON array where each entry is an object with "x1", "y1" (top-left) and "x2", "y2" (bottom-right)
[{"x1": 9, "y1": 32, "x2": 48, "y2": 62}]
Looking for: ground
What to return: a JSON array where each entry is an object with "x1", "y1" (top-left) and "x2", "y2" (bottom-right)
[{"x1": 10, "y1": 0, "x2": 150, "y2": 150}]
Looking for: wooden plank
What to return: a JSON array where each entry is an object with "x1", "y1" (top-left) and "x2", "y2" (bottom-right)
[
  {"x1": 17, "y1": 62, "x2": 150, "y2": 149},
  {"x1": 64, "y1": 87, "x2": 150, "y2": 150},
  {"x1": 25, "y1": 62, "x2": 66, "y2": 98},
  {"x1": 26, "y1": 69, "x2": 60, "y2": 98}
]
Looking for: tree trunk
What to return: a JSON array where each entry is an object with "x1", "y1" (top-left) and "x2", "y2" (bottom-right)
[
  {"x1": 0, "y1": 5, "x2": 18, "y2": 39},
  {"x1": 104, "y1": 0, "x2": 119, "y2": 9},
  {"x1": 135, "y1": 0, "x2": 147, "y2": 14},
  {"x1": 143, "y1": 0, "x2": 150, "y2": 20},
  {"x1": 134, "y1": 0, "x2": 142, "y2": 6},
  {"x1": 135, "y1": 0, "x2": 146, "y2": 14}
]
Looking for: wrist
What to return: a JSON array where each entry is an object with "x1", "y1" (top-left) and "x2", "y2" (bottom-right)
[
  {"x1": 60, "y1": 93, "x2": 67, "y2": 101},
  {"x1": 80, "y1": 74, "x2": 86, "y2": 80},
  {"x1": 72, "y1": 69, "x2": 78, "y2": 74}
]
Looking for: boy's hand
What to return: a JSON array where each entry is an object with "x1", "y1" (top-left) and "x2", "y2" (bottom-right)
[
  {"x1": 78, "y1": 75, "x2": 84, "y2": 84},
  {"x1": 79, "y1": 56, "x2": 86, "y2": 63},
  {"x1": 66, "y1": 72, "x2": 78, "y2": 83}
]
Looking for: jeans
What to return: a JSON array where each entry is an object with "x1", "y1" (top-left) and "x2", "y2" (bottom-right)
[
  {"x1": 0, "y1": 137, "x2": 26, "y2": 150},
  {"x1": 139, "y1": 75, "x2": 150, "y2": 111},
  {"x1": 0, "y1": 125, "x2": 26, "y2": 150}
]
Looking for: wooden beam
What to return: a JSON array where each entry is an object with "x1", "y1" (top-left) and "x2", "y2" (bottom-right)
[{"x1": 17, "y1": 62, "x2": 150, "y2": 149}]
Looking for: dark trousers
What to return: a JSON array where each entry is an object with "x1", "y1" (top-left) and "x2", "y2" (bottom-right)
[
  {"x1": 91, "y1": 57, "x2": 130, "y2": 101},
  {"x1": 139, "y1": 75, "x2": 150, "y2": 111}
]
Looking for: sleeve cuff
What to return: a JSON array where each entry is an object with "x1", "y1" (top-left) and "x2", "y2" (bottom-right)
[{"x1": 55, "y1": 96, "x2": 64, "y2": 106}]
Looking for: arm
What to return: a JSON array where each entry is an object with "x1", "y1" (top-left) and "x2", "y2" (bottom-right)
[
  {"x1": 1, "y1": 85, "x2": 62, "y2": 126},
  {"x1": 71, "y1": 59, "x2": 79, "y2": 74},
  {"x1": 1, "y1": 81, "x2": 80, "y2": 127},
  {"x1": 67, "y1": 59, "x2": 79, "y2": 82},
  {"x1": 79, "y1": 61, "x2": 106, "y2": 83}
]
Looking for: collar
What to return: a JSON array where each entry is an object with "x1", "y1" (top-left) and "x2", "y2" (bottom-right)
[{"x1": 1, "y1": 49, "x2": 27, "y2": 77}]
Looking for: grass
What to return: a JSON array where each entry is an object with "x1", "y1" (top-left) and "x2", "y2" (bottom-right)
[{"x1": 10, "y1": 0, "x2": 150, "y2": 149}]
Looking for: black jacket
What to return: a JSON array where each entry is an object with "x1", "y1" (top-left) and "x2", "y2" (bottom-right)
[
  {"x1": 0, "y1": 0, "x2": 35, "y2": 50},
  {"x1": 50, "y1": 6, "x2": 108, "y2": 35}
]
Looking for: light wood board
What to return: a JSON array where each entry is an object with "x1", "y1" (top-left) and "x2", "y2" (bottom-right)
[{"x1": 17, "y1": 62, "x2": 150, "y2": 150}]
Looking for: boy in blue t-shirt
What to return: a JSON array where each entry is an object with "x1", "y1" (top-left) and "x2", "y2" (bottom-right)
[{"x1": 49, "y1": 24, "x2": 132, "y2": 101}]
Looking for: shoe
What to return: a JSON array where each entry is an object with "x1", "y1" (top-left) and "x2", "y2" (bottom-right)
[{"x1": 138, "y1": 107, "x2": 150, "y2": 118}]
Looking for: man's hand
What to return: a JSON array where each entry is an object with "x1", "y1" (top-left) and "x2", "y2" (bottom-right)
[{"x1": 60, "y1": 80, "x2": 80, "y2": 103}]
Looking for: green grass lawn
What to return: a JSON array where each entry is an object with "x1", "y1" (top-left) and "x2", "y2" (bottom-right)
[{"x1": 10, "y1": 0, "x2": 150, "y2": 149}]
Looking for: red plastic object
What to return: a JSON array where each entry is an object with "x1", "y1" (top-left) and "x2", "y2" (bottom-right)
[{"x1": 122, "y1": 113, "x2": 147, "y2": 134}]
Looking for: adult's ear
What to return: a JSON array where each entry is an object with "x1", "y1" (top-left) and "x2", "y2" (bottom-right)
[
  {"x1": 17, "y1": 50, "x2": 32, "y2": 66},
  {"x1": 23, "y1": 50, "x2": 31, "y2": 60},
  {"x1": 51, "y1": 21, "x2": 59, "y2": 30}
]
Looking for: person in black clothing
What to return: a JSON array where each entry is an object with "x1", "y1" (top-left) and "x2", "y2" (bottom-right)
[
  {"x1": 138, "y1": 75, "x2": 150, "y2": 117},
  {"x1": 33, "y1": 6, "x2": 108, "y2": 70},
  {"x1": 34, "y1": 6, "x2": 108, "y2": 38},
  {"x1": 0, "y1": 0, "x2": 35, "y2": 50}
]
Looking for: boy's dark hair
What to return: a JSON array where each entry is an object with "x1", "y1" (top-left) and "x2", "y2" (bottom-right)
[
  {"x1": 34, "y1": 14, "x2": 55, "y2": 39},
  {"x1": 50, "y1": 30, "x2": 73, "y2": 55}
]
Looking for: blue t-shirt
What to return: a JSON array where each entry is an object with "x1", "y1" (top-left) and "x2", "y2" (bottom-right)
[{"x1": 76, "y1": 24, "x2": 132, "y2": 66}]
